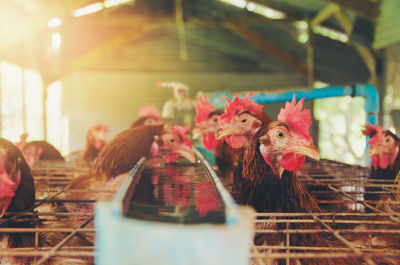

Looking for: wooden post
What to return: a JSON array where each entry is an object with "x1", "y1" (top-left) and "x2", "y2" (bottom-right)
[
  {"x1": 307, "y1": 18, "x2": 318, "y2": 149},
  {"x1": 307, "y1": 19, "x2": 314, "y2": 87},
  {"x1": 175, "y1": 0, "x2": 188, "y2": 61},
  {"x1": 22, "y1": 69, "x2": 27, "y2": 133},
  {"x1": 0, "y1": 66, "x2": 2, "y2": 135},
  {"x1": 43, "y1": 82, "x2": 48, "y2": 141}
]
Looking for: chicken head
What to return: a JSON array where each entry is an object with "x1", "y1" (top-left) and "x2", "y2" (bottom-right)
[
  {"x1": 216, "y1": 92, "x2": 265, "y2": 149},
  {"x1": 258, "y1": 95, "x2": 319, "y2": 176},
  {"x1": 193, "y1": 96, "x2": 222, "y2": 150},
  {"x1": 362, "y1": 122, "x2": 400, "y2": 170},
  {"x1": 152, "y1": 125, "x2": 196, "y2": 164},
  {"x1": 87, "y1": 124, "x2": 109, "y2": 151}
]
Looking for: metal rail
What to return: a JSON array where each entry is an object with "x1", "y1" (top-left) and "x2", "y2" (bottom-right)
[{"x1": 194, "y1": 148, "x2": 239, "y2": 225}]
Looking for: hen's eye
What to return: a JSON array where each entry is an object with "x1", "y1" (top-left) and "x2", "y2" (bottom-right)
[
  {"x1": 169, "y1": 138, "x2": 175, "y2": 143},
  {"x1": 385, "y1": 137, "x2": 390, "y2": 143},
  {"x1": 276, "y1": 130, "x2": 285, "y2": 139},
  {"x1": 241, "y1": 118, "x2": 247, "y2": 123}
]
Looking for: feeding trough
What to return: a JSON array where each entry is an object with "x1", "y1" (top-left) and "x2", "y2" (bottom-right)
[{"x1": 95, "y1": 150, "x2": 254, "y2": 265}]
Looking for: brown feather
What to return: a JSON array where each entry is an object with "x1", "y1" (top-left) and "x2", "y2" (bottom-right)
[
  {"x1": 90, "y1": 124, "x2": 163, "y2": 180},
  {"x1": 24, "y1": 141, "x2": 64, "y2": 161},
  {"x1": 131, "y1": 116, "x2": 152, "y2": 127},
  {"x1": 214, "y1": 141, "x2": 238, "y2": 180},
  {"x1": 81, "y1": 142, "x2": 101, "y2": 163},
  {"x1": 67, "y1": 125, "x2": 163, "y2": 200}
]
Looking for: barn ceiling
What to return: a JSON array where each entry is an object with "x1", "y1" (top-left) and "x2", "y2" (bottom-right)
[{"x1": 0, "y1": 0, "x2": 385, "y2": 87}]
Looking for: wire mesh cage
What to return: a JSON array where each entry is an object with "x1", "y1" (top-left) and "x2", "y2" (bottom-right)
[
  {"x1": 2, "y1": 158, "x2": 400, "y2": 265},
  {"x1": 250, "y1": 159, "x2": 400, "y2": 265},
  {"x1": 0, "y1": 160, "x2": 96, "y2": 265}
]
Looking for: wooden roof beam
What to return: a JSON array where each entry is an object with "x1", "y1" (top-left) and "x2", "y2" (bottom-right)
[
  {"x1": 62, "y1": 14, "x2": 176, "y2": 29},
  {"x1": 309, "y1": 3, "x2": 376, "y2": 84},
  {"x1": 63, "y1": 13, "x2": 300, "y2": 29},
  {"x1": 165, "y1": 22, "x2": 264, "y2": 64},
  {"x1": 322, "y1": 0, "x2": 379, "y2": 19},
  {"x1": 225, "y1": 22, "x2": 307, "y2": 77},
  {"x1": 310, "y1": 3, "x2": 341, "y2": 27},
  {"x1": 0, "y1": 0, "x2": 92, "y2": 51},
  {"x1": 45, "y1": 18, "x2": 165, "y2": 85},
  {"x1": 246, "y1": 0, "x2": 305, "y2": 20},
  {"x1": 334, "y1": 10, "x2": 377, "y2": 84}
]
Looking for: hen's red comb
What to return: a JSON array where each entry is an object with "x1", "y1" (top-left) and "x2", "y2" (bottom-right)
[
  {"x1": 173, "y1": 125, "x2": 193, "y2": 148},
  {"x1": 195, "y1": 96, "x2": 216, "y2": 123},
  {"x1": 219, "y1": 92, "x2": 263, "y2": 125},
  {"x1": 93, "y1": 124, "x2": 109, "y2": 132},
  {"x1": 362, "y1": 122, "x2": 384, "y2": 145},
  {"x1": 278, "y1": 94, "x2": 311, "y2": 140},
  {"x1": 139, "y1": 105, "x2": 162, "y2": 120}
]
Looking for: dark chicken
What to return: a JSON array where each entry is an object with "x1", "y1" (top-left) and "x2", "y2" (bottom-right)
[
  {"x1": 17, "y1": 133, "x2": 64, "y2": 168},
  {"x1": 90, "y1": 125, "x2": 164, "y2": 182},
  {"x1": 241, "y1": 96, "x2": 319, "y2": 211},
  {"x1": 362, "y1": 122, "x2": 400, "y2": 206},
  {"x1": 241, "y1": 96, "x2": 358, "y2": 265},
  {"x1": 131, "y1": 105, "x2": 164, "y2": 128},
  {"x1": 215, "y1": 92, "x2": 271, "y2": 195},
  {"x1": 0, "y1": 138, "x2": 36, "y2": 265},
  {"x1": 192, "y1": 96, "x2": 236, "y2": 180},
  {"x1": 217, "y1": 92, "x2": 271, "y2": 150},
  {"x1": 0, "y1": 138, "x2": 35, "y2": 217}
]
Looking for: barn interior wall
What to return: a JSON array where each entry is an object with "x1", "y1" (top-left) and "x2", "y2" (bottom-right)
[
  {"x1": 383, "y1": 43, "x2": 400, "y2": 133},
  {"x1": 62, "y1": 70, "x2": 307, "y2": 153}
]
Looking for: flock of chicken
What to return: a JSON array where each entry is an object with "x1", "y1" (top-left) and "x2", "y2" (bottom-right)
[
  {"x1": 0, "y1": 91, "x2": 399, "y2": 264},
  {"x1": 193, "y1": 92, "x2": 400, "y2": 264}
]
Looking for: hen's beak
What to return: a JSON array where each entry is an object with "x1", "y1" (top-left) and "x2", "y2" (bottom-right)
[
  {"x1": 175, "y1": 148, "x2": 197, "y2": 164},
  {"x1": 192, "y1": 126, "x2": 204, "y2": 139},
  {"x1": 290, "y1": 143, "x2": 320, "y2": 161},
  {"x1": 216, "y1": 128, "x2": 237, "y2": 140},
  {"x1": 368, "y1": 145, "x2": 382, "y2": 156}
]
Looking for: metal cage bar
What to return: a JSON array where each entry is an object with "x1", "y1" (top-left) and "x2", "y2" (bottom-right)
[{"x1": 250, "y1": 160, "x2": 400, "y2": 264}]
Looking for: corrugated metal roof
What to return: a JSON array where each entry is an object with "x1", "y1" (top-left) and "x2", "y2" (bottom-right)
[{"x1": 0, "y1": 0, "x2": 381, "y2": 85}]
